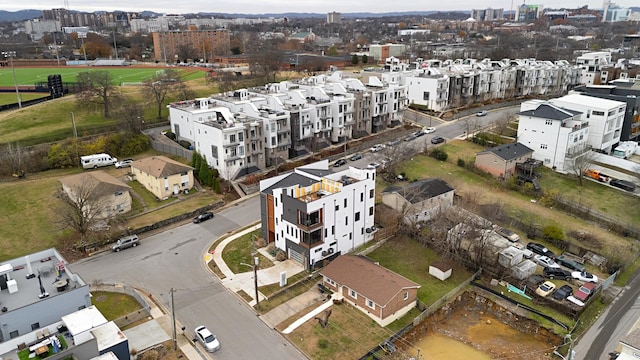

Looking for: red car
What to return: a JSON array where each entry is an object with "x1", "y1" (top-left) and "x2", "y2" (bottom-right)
[{"x1": 573, "y1": 282, "x2": 596, "y2": 302}]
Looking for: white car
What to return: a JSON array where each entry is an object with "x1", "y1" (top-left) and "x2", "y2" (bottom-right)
[
  {"x1": 510, "y1": 242, "x2": 533, "y2": 259},
  {"x1": 370, "y1": 144, "x2": 385, "y2": 153},
  {"x1": 195, "y1": 326, "x2": 220, "y2": 352},
  {"x1": 534, "y1": 255, "x2": 560, "y2": 268},
  {"x1": 424, "y1": 127, "x2": 436, "y2": 134},
  {"x1": 367, "y1": 162, "x2": 381, "y2": 170},
  {"x1": 572, "y1": 271, "x2": 599, "y2": 283},
  {"x1": 114, "y1": 159, "x2": 133, "y2": 169}
]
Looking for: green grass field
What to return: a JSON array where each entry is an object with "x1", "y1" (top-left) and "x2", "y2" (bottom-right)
[
  {"x1": 0, "y1": 66, "x2": 205, "y2": 87},
  {"x1": 0, "y1": 92, "x2": 48, "y2": 106}
]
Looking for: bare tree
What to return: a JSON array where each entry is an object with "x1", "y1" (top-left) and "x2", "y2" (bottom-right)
[
  {"x1": 493, "y1": 114, "x2": 513, "y2": 136},
  {"x1": 460, "y1": 116, "x2": 481, "y2": 137},
  {"x1": 377, "y1": 144, "x2": 413, "y2": 180},
  {"x1": 141, "y1": 69, "x2": 182, "y2": 119},
  {"x1": 570, "y1": 148, "x2": 596, "y2": 186},
  {"x1": 2, "y1": 142, "x2": 25, "y2": 176},
  {"x1": 76, "y1": 70, "x2": 120, "y2": 118},
  {"x1": 54, "y1": 176, "x2": 112, "y2": 245},
  {"x1": 113, "y1": 102, "x2": 144, "y2": 133}
]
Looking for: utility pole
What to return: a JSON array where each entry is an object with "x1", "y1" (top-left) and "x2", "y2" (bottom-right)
[
  {"x1": 253, "y1": 256, "x2": 259, "y2": 309},
  {"x1": 71, "y1": 112, "x2": 77, "y2": 138},
  {"x1": 2, "y1": 51, "x2": 22, "y2": 109},
  {"x1": 170, "y1": 288, "x2": 177, "y2": 351},
  {"x1": 112, "y1": 27, "x2": 119, "y2": 59}
]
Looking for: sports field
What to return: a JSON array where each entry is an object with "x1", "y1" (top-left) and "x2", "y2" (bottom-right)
[{"x1": 0, "y1": 66, "x2": 206, "y2": 87}]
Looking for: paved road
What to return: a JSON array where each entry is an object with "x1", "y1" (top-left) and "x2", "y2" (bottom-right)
[
  {"x1": 574, "y1": 271, "x2": 640, "y2": 360},
  {"x1": 70, "y1": 196, "x2": 307, "y2": 360}
]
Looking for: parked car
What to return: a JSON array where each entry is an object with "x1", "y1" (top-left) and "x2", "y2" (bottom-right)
[
  {"x1": 387, "y1": 139, "x2": 401, "y2": 147},
  {"x1": 535, "y1": 281, "x2": 556, "y2": 297},
  {"x1": 567, "y1": 295, "x2": 585, "y2": 307},
  {"x1": 543, "y1": 267, "x2": 571, "y2": 280},
  {"x1": 195, "y1": 326, "x2": 220, "y2": 353},
  {"x1": 510, "y1": 242, "x2": 533, "y2": 259},
  {"x1": 367, "y1": 162, "x2": 381, "y2": 170},
  {"x1": 552, "y1": 284, "x2": 574, "y2": 301},
  {"x1": 193, "y1": 211, "x2": 214, "y2": 224},
  {"x1": 610, "y1": 179, "x2": 637, "y2": 192},
  {"x1": 349, "y1": 153, "x2": 363, "y2": 161},
  {"x1": 476, "y1": 110, "x2": 488, "y2": 117},
  {"x1": 112, "y1": 235, "x2": 139, "y2": 252},
  {"x1": 555, "y1": 255, "x2": 586, "y2": 272},
  {"x1": 431, "y1": 136, "x2": 445, "y2": 144},
  {"x1": 114, "y1": 159, "x2": 134, "y2": 169},
  {"x1": 534, "y1": 255, "x2": 561, "y2": 268},
  {"x1": 404, "y1": 134, "x2": 417, "y2": 142},
  {"x1": 526, "y1": 242, "x2": 555, "y2": 258},
  {"x1": 414, "y1": 130, "x2": 426, "y2": 137},
  {"x1": 333, "y1": 159, "x2": 347, "y2": 167},
  {"x1": 424, "y1": 127, "x2": 436, "y2": 134},
  {"x1": 572, "y1": 271, "x2": 599, "y2": 283},
  {"x1": 573, "y1": 282, "x2": 596, "y2": 302},
  {"x1": 495, "y1": 226, "x2": 520, "y2": 242},
  {"x1": 370, "y1": 144, "x2": 385, "y2": 153}
]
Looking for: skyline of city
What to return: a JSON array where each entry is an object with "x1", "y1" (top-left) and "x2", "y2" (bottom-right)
[{"x1": 2, "y1": 0, "x2": 638, "y2": 16}]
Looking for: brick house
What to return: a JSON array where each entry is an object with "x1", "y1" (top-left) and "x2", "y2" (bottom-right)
[{"x1": 319, "y1": 255, "x2": 420, "y2": 326}]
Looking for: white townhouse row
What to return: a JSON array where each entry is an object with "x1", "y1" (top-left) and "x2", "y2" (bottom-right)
[
  {"x1": 259, "y1": 160, "x2": 377, "y2": 270},
  {"x1": 168, "y1": 74, "x2": 407, "y2": 179},
  {"x1": 374, "y1": 56, "x2": 582, "y2": 112}
]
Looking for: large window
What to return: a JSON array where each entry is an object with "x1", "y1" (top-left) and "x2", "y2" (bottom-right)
[
  {"x1": 299, "y1": 210, "x2": 321, "y2": 227},
  {"x1": 301, "y1": 228, "x2": 323, "y2": 247}
]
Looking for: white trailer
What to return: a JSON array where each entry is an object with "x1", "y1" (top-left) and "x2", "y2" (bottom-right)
[
  {"x1": 612, "y1": 141, "x2": 638, "y2": 159},
  {"x1": 80, "y1": 153, "x2": 117, "y2": 169}
]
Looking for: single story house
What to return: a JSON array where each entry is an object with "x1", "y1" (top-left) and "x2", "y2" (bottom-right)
[
  {"x1": 59, "y1": 171, "x2": 132, "y2": 220},
  {"x1": 319, "y1": 255, "x2": 420, "y2": 327},
  {"x1": 381, "y1": 178, "x2": 454, "y2": 226},
  {"x1": 131, "y1": 156, "x2": 194, "y2": 200},
  {"x1": 475, "y1": 142, "x2": 534, "y2": 179}
]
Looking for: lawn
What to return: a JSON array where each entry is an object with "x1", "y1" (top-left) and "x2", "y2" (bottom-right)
[
  {"x1": 0, "y1": 66, "x2": 205, "y2": 87},
  {"x1": 221, "y1": 229, "x2": 274, "y2": 274},
  {"x1": 91, "y1": 291, "x2": 143, "y2": 320}
]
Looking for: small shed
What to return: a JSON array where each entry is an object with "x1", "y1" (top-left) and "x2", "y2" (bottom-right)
[
  {"x1": 511, "y1": 259, "x2": 537, "y2": 280},
  {"x1": 429, "y1": 261, "x2": 452, "y2": 281},
  {"x1": 498, "y1": 247, "x2": 524, "y2": 267}
]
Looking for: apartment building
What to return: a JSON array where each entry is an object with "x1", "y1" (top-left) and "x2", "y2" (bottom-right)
[
  {"x1": 259, "y1": 161, "x2": 377, "y2": 270},
  {"x1": 168, "y1": 98, "x2": 264, "y2": 179},
  {"x1": 549, "y1": 93, "x2": 625, "y2": 154},
  {"x1": 517, "y1": 100, "x2": 591, "y2": 172},
  {"x1": 152, "y1": 28, "x2": 230, "y2": 63},
  {"x1": 403, "y1": 67, "x2": 450, "y2": 112},
  {"x1": 576, "y1": 52, "x2": 612, "y2": 85},
  {"x1": 471, "y1": 8, "x2": 504, "y2": 21}
]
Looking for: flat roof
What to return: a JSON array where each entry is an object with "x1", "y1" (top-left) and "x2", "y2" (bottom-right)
[
  {"x1": 92, "y1": 321, "x2": 128, "y2": 351},
  {"x1": 0, "y1": 249, "x2": 85, "y2": 314},
  {"x1": 62, "y1": 305, "x2": 108, "y2": 336}
]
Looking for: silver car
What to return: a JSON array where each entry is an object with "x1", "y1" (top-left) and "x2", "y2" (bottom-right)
[
  {"x1": 111, "y1": 235, "x2": 139, "y2": 252},
  {"x1": 195, "y1": 326, "x2": 220, "y2": 352}
]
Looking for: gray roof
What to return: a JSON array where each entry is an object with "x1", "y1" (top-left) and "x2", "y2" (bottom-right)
[
  {"x1": 518, "y1": 103, "x2": 581, "y2": 120},
  {"x1": 298, "y1": 168, "x2": 334, "y2": 178},
  {"x1": 261, "y1": 172, "x2": 318, "y2": 195},
  {"x1": 478, "y1": 142, "x2": 534, "y2": 161},
  {"x1": 383, "y1": 178, "x2": 454, "y2": 204}
]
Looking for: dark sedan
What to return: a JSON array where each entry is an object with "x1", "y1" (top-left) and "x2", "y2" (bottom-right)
[
  {"x1": 431, "y1": 136, "x2": 445, "y2": 144},
  {"x1": 526, "y1": 242, "x2": 555, "y2": 259},
  {"x1": 552, "y1": 285, "x2": 573, "y2": 301},
  {"x1": 193, "y1": 211, "x2": 214, "y2": 223}
]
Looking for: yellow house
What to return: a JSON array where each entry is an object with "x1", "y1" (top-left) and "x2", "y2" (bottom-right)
[
  {"x1": 59, "y1": 171, "x2": 132, "y2": 220},
  {"x1": 131, "y1": 156, "x2": 194, "y2": 200}
]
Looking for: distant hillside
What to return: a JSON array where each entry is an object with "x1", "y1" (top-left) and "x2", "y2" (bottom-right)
[{"x1": 0, "y1": 10, "x2": 44, "y2": 22}]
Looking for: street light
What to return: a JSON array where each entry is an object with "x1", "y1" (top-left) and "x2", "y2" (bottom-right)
[
  {"x1": 78, "y1": 32, "x2": 88, "y2": 65},
  {"x1": 2, "y1": 51, "x2": 22, "y2": 109}
]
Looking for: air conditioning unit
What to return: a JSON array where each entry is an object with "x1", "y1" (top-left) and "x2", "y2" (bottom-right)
[
  {"x1": 322, "y1": 251, "x2": 328, "y2": 256},
  {"x1": 328, "y1": 248, "x2": 334, "y2": 254}
]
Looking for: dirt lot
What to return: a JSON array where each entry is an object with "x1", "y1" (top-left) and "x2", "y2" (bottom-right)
[{"x1": 396, "y1": 290, "x2": 560, "y2": 359}]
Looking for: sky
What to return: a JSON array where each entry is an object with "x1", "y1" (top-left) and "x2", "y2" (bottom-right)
[{"x1": 2, "y1": 0, "x2": 638, "y2": 15}]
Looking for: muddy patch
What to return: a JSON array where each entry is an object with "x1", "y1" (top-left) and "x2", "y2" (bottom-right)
[{"x1": 396, "y1": 290, "x2": 559, "y2": 358}]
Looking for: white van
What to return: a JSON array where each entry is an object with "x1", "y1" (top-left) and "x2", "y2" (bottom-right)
[{"x1": 80, "y1": 153, "x2": 117, "y2": 169}]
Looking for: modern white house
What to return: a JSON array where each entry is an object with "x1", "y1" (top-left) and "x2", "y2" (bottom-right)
[
  {"x1": 575, "y1": 51, "x2": 612, "y2": 85},
  {"x1": 259, "y1": 160, "x2": 377, "y2": 270},
  {"x1": 549, "y1": 93, "x2": 625, "y2": 154},
  {"x1": 517, "y1": 100, "x2": 591, "y2": 172},
  {"x1": 403, "y1": 67, "x2": 450, "y2": 112}
]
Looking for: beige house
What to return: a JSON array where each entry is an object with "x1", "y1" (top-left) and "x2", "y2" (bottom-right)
[
  {"x1": 59, "y1": 171, "x2": 132, "y2": 220},
  {"x1": 131, "y1": 156, "x2": 194, "y2": 200},
  {"x1": 382, "y1": 178, "x2": 454, "y2": 226},
  {"x1": 475, "y1": 142, "x2": 534, "y2": 179},
  {"x1": 320, "y1": 255, "x2": 420, "y2": 327}
]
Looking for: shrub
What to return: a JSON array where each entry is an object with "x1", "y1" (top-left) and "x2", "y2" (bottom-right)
[
  {"x1": 318, "y1": 339, "x2": 329, "y2": 349},
  {"x1": 266, "y1": 243, "x2": 277, "y2": 256},
  {"x1": 543, "y1": 224, "x2": 564, "y2": 241},
  {"x1": 178, "y1": 140, "x2": 191, "y2": 149},
  {"x1": 430, "y1": 148, "x2": 448, "y2": 161},
  {"x1": 457, "y1": 158, "x2": 465, "y2": 167},
  {"x1": 275, "y1": 249, "x2": 287, "y2": 261}
]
